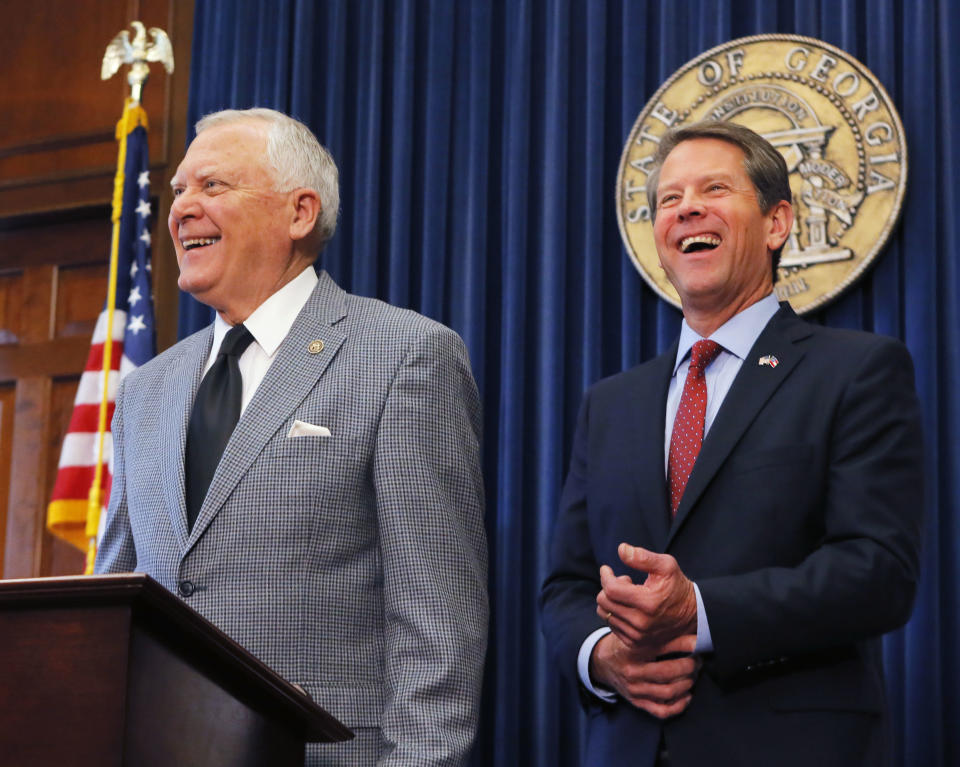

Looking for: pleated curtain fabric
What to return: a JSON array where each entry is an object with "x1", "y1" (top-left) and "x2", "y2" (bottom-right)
[{"x1": 180, "y1": 2, "x2": 960, "y2": 765}]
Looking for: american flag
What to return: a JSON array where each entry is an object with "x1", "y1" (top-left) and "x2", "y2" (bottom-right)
[{"x1": 47, "y1": 109, "x2": 156, "y2": 553}]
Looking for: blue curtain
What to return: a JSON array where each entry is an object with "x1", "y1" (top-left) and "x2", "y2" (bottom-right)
[{"x1": 180, "y1": 2, "x2": 958, "y2": 764}]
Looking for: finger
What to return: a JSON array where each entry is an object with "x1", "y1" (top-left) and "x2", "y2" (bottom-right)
[
  {"x1": 599, "y1": 570, "x2": 649, "y2": 610},
  {"x1": 629, "y1": 693, "x2": 692, "y2": 720},
  {"x1": 596, "y1": 599, "x2": 645, "y2": 644},
  {"x1": 623, "y1": 656, "x2": 698, "y2": 684},
  {"x1": 596, "y1": 590, "x2": 625, "y2": 619},
  {"x1": 606, "y1": 614, "x2": 646, "y2": 647},
  {"x1": 619, "y1": 543, "x2": 675, "y2": 575},
  {"x1": 595, "y1": 603, "x2": 614, "y2": 623},
  {"x1": 656, "y1": 633, "x2": 697, "y2": 656},
  {"x1": 623, "y1": 675, "x2": 696, "y2": 703},
  {"x1": 598, "y1": 565, "x2": 636, "y2": 589},
  {"x1": 596, "y1": 593, "x2": 654, "y2": 645},
  {"x1": 614, "y1": 652, "x2": 700, "y2": 684},
  {"x1": 597, "y1": 590, "x2": 637, "y2": 617}
]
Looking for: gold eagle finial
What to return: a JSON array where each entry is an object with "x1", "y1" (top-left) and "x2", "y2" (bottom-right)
[{"x1": 101, "y1": 21, "x2": 174, "y2": 103}]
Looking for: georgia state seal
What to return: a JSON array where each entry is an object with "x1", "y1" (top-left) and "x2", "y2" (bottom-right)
[{"x1": 616, "y1": 34, "x2": 907, "y2": 314}]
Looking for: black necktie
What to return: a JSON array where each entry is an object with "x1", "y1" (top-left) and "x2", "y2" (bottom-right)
[{"x1": 184, "y1": 323, "x2": 255, "y2": 531}]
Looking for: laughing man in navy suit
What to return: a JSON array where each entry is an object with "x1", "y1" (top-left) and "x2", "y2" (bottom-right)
[{"x1": 540, "y1": 121, "x2": 923, "y2": 767}]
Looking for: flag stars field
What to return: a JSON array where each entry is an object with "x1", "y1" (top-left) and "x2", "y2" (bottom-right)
[{"x1": 127, "y1": 315, "x2": 147, "y2": 334}]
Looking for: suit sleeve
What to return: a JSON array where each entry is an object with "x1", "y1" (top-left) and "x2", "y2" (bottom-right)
[
  {"x1": 372, "y1": 324, "x2": 488, "y2": 765},
  {"x1": 539, "y1": 390, "x2": 610, "y2": 692},
  {"x1": 698, "y1": 337, "x2": 924, "y2": 680},
  {"x1": 94, "y1": 378, "x2": 138, "y2": 574}
]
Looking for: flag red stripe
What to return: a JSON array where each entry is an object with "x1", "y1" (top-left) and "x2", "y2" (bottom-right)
[
  {"x1": 49, "y1": 465, "x2": 111, "y2": 503},
  {"x1": 63, "y1": 403, "x2": 117, "y2": 434},
  {"x1": 82, "y1": 340, "x2": 125, "y2": 373}
]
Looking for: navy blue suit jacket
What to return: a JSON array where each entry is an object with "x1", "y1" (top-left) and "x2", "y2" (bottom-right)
[{"x1": 541, "y1": 305, "x2": 924, "y2": 767}]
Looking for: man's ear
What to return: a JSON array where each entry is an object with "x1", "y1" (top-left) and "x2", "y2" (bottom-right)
[
  {"x1": 288, "y1": 188, "x2": 322, "y2": 242},
  {"x1": 766, "y1": 199, "x2": 794, "y2": 253}
]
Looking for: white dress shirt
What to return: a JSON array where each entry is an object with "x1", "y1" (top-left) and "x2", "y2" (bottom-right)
[
  {"x1": 578, "y1": 293, "x2": 781, "y2": 701},
  {"x1": 204, "y1": 266, "x2": 319, "y2": 413}
]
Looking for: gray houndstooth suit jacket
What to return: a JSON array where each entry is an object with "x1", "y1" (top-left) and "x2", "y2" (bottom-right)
[{"x1": 95, "y1": 270, "x2": 489, "y2": 765}]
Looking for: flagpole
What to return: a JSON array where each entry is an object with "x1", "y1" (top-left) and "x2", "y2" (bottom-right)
[
  {"x1": 83, "y1": 101, "x2": 145, "y2": 573},
  {"x1": 81, "y1": 23, "x2": 174, "y2": 574}
]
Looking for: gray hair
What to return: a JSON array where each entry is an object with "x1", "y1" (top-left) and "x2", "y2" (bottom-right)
[
  {"x1": 196, "y1": 108, "x2": 340, "y2": 251},
  {"x1": 645, "y1": 121, "x2": 792, "y2": 276}
]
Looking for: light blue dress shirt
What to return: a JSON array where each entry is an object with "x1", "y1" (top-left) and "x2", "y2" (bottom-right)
[{"x1": 578, "y1": 293, "x2": 781, "y2": 701}]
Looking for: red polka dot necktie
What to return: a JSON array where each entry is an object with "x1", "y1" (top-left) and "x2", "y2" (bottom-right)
[{"x1": 668, "y1": 339, "x2": 722, "y2": 517}]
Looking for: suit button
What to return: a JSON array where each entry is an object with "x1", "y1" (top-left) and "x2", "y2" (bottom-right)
[{"x1": 178, "y1": 580, "x2": 195, "y2": 597}]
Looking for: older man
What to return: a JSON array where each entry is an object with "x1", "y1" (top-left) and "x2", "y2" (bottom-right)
[
  {"x1": 96, "y1": 108, "x2": 488, "y2": 765},
  {"x1": 541, "y1": 121, "x2": 923, "y2": 766}
]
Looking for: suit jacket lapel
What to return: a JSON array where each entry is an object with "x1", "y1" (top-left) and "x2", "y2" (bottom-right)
[
  {"x1": 666, "y1": 306, "x2": 811, "y2": 546},
  {"x1": 189, "y1": 273, "x2": 348, "y2": 542},
  {"x1": 160, "y1": 328, "x2": 212, "y2": 551}
]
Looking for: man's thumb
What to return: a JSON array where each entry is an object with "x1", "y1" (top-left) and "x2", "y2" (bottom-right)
[
  {"x1": 619, "y1": 543, "x2": 649, "y2": 568},
  {"x1": 619, "y1": 543, "x2": 672, "y2": 576}
]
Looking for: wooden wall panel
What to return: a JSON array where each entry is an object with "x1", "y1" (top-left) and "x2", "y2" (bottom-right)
[
  {"x1": 0, "y1": 0, "x2": 177, "y2": 216},
  {"x1": 0, "y1": 384, "x2": 14, "y2": 570},
  {"x1": 4, "y1": 265, "x2": 55, "y2": 577},
  {"x1": 0, "y1": 270, "x2": 23, "y2": 345},
  {"x1": 5, "y1": 376, "x2": 52, "y2": 577},
  {"x1": 0, "y1": 211, "x2": 112, "y2": 271},
  {"x1": 0, "y1": 0, "x2": 194, "y2": 578},
  {"x1": 41, "y1": 377, "x2": 87, "y2": 576},
  {"x1": 55, "y1": 262, "x2": 111, "y2": 339}
]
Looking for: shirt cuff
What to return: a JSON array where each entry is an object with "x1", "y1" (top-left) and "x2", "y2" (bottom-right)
[
  {"x1": 577, "y1": 627, "x2": 618, "y2": 702},
  {"x1": 693, "y1": 581, "x2": 714, "y2": 654}
]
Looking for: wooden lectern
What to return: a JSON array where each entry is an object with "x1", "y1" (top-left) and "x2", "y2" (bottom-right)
[{"x1": 0, "y1": 573, "x2": 352, "y2": 766}]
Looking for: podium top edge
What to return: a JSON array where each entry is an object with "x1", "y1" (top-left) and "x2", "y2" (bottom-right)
[{"x1": 0, "y1": 573, "x2": 352, "y2": 743}]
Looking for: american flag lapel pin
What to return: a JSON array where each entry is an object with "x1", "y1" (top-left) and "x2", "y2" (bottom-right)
[{"x1": 758, "y1": 354, "x2": 779, "y2": 368}]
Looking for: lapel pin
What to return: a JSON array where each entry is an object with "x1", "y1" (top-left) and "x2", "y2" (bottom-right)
[
  {"x1": 308, "y1": 339, "x2": 324, "y2": 354},
  {"x1": 758, "y1": 354, "x2": 779, "y2": 368}
]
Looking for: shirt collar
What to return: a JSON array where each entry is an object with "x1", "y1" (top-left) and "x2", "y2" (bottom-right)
[
  {"x1": 212, "y1": 266, "x2": 319, "y2": 358},
  {"x1": 673, "y1": 292, "x2": 781, "y2": 374}
]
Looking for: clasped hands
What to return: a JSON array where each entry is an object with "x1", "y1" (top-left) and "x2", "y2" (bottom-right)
[{"x1": 591, "y1": 543, "x2": 701, "y2": 719}]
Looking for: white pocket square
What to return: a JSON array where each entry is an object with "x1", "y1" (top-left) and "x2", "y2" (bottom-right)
[{"x1": 287, "y1": 420, "x2": 332, "y2": 438}]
